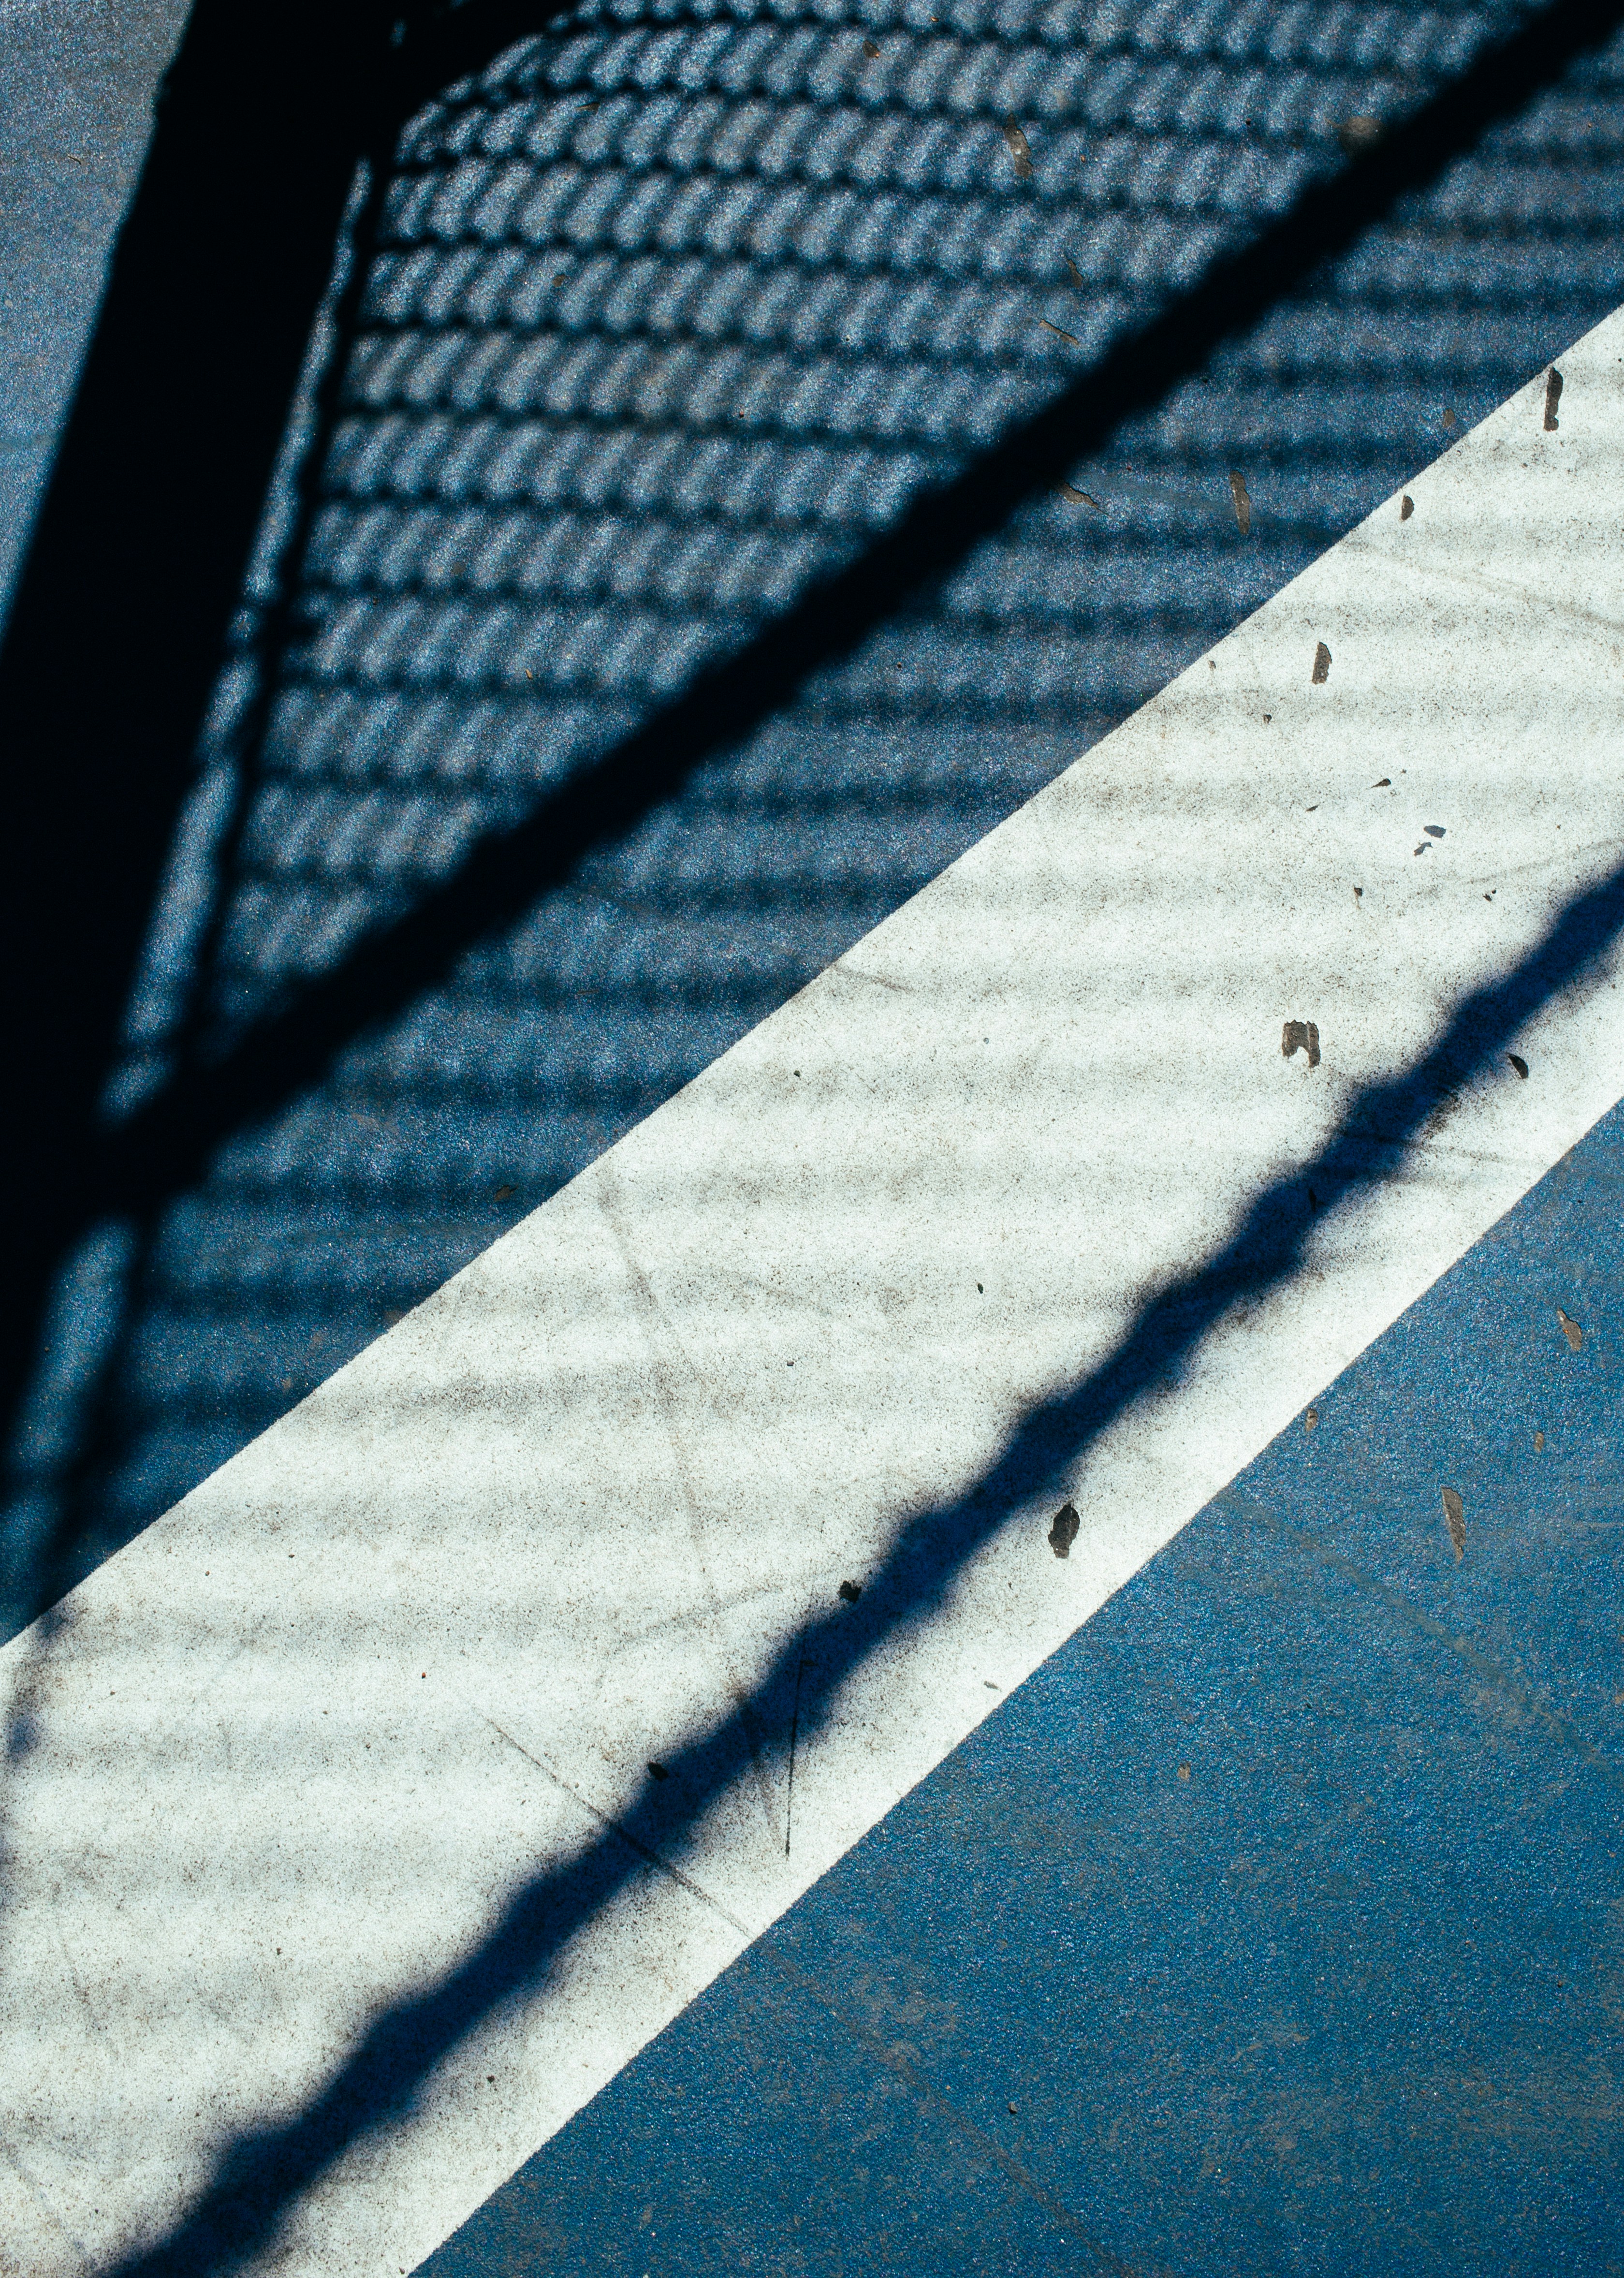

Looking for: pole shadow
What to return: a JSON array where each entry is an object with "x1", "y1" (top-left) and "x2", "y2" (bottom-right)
[{"x1": 0, "y1": 0, "x2": 582, "y2": 1492}]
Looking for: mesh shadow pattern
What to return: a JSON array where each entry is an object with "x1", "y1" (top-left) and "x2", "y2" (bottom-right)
[{"x1": 8, "y1": 0, "x2": 1624, "y2": 1626}]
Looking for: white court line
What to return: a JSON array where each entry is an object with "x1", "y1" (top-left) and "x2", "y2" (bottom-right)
[{"x1": 5, "y1": 314, "x2": 1624, "y2": 2278}]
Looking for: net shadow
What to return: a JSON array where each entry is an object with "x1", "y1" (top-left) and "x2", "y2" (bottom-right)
[{"x1": 6, "y1": 0, "x2": 1624, "y2": 1632}]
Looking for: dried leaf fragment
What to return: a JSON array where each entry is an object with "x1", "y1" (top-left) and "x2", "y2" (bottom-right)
[
  {"x1": 1545, "y1": 366, "x2": 1564, "y2": 431},
  {"x1": 1304, "y1": 1406, "x2": 1319, "y2": 1432},
  {"x1": 1312, "y1": 641, "x2": 1332, "y2": 684},
  {"x1": 1282, "y1": 1019, "x2": 1321, "y2": 1067},
  {"x1": 493, "y1": 1183, "x2": 515, "y2": 1201},
  {"x1": 1400, "y1": 494, "x2": 1414, "y2": 520},
  {"x1": 1534, "y1": 1429, "x2": 1546, "y2": 1452},
  {"x1": 1049, "y1": 1501, "x2": 1081, "y2": 1558},
  {"x1": 838, "y1": 1578, "x2": 863, "y2": 1602},
  {"x1": 1557, "y1": 1308, "x2": 1583, "y2": 1352},
  {"x1": 1059, "y1": 482, "x2": 1102, "y2": 508},
  {"x1": 1004, "y1": 118, "x2": 1035, "y2": 177},
  {"x1": 861, "y1": 35, "x2": 881, "y2": 56},
  {"x1": 1038, "y1": 317, "x2": 1080, "y2": 345},
  {"x1": 1507, "y1": 1054, "x2": 1529, "y2": 1079},
  {"x1": 1065, "y1": 253, "x2": 1084, "y2": 287},
  {"x1": 1229, "y1": 469, "x2": 1251, "y2": 535},
  {"x1": 1442, "y1": 1485, "x2": 1466, "y2": 1562},
  {"x1": 1338, "y1": 115, "x2": 1382, "y2": 153}
]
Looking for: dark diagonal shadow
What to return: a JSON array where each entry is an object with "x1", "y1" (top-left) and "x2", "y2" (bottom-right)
[
  {"x1": 0, "y1": 0, "x2": 384, "y2": 1339},
  {"x1": 96, "y1": 845, "x2": 1624, "y2": 2278},
  {"x1": 0, "y1": 0, "x2": 580, "y2": 1473},
  {"x1": 86, "y1": 0, "x2": 1624, "y2": 1252}
]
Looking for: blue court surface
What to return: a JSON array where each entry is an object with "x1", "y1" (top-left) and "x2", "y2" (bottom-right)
[{"x1": 2, "y1": 0, "x2": 1624, "y2": 2270}]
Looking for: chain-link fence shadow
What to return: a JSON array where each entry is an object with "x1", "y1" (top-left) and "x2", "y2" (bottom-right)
[
  {"x1": 3, "y1": 3, "x2": 1624, "y2": 2264},
  {"x1": 5, "y1": 0, "x2": 1624, "y2": 1628}
]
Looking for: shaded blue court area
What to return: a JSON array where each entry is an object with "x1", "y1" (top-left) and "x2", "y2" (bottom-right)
[
  {"x1": 8, "y1": 0, "x2": 1624, "y2": 1629},
  {"x1": 2, "y1": 0, "x2": 1624, "y2": 2270},
  {"x1": 430, "y1": 1100, "x2": 1624, "y2": 2278}
]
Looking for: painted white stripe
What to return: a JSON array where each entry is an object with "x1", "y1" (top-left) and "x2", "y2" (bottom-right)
[{"x1": 6, "y1": 313, "x2": 1624, "y2": 2278}]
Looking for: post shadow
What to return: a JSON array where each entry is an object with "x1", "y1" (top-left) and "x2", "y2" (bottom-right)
[
  {"x1": 0, "y1": 0, "x2": 581, "y2": 1501},
  {"x1": 94, "y1": 842, "x2": 1624, "y2": 2278}
]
